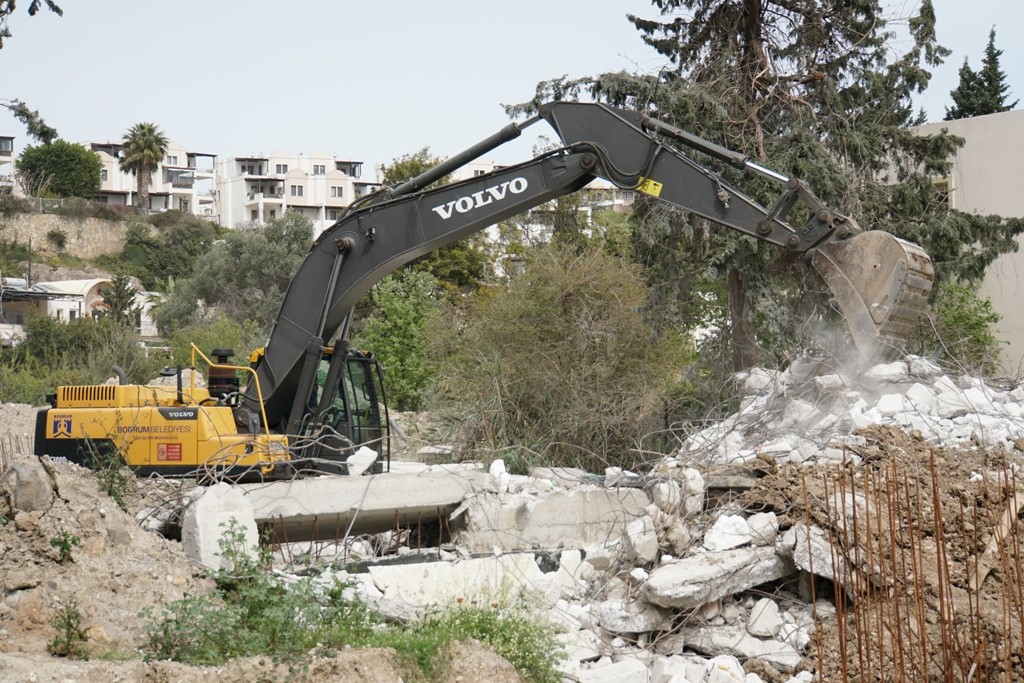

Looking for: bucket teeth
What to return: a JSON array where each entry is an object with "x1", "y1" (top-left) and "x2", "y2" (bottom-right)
[{"x1": 811, "y1": 231, "x2": 935, "y2": 361}]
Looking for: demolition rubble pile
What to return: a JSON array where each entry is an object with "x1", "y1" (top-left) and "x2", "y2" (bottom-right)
[
  {"x1": 248, "y1": 355, "x2": 1022, "y2": 682},
  {"x1": 3, "y1": 355, "x2": 1024, "y2": 682}
]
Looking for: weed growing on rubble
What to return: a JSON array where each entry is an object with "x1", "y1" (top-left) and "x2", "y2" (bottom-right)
[
  {"x1": 142, "y1": 521, "x2": 379, "y2": 666},
  {"x1": 49, "y1": 529, "x2": 80, "y2": 563},
  {"x1": 83, "y1": 440, "x2": 132, "y2": 512},
  {"x1": 374, "y1": 600, "x2": 564, "y2": 683},
  {"x1": 47, "y1": 598, "x2": 89, "y2": 658},
  {"x1": 142, "y1": 522, "x2": 564, "y2": 680}
]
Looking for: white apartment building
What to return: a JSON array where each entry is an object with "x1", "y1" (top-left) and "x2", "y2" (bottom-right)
[
  {"x1": 0, "y1": 135, "x2": 13, "y2": 194},
  {"x1": 216, "y1": 151, "x2": 380, "y2": 236},
  {"x1": 90, "y1": 140, "x2": 217, "y2": 217}
]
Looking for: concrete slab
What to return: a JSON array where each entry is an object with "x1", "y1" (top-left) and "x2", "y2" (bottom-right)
[
  {"x1": 241, "y1": 471, "x2": 481, "y2": 543},
  {"x1": 454, "y1": 486, "x2": 651, "y2": 553}
]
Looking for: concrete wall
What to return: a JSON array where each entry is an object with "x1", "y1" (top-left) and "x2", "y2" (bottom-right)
[
  {"x1": 0, "y1": 213, "x2": 131, "y2": 259},
  {"x1": 917, "y1": 109, "x2": 1024, "y2": 374}
]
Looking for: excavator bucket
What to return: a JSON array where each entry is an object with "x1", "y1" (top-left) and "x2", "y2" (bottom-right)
[{"x1": 810, "y1": 231, "x2": 935, "y2": 361}]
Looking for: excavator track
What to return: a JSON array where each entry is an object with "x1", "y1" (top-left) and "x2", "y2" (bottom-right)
[{"x1": 811, "y1": 231, "x2": 935, "y2": 361}]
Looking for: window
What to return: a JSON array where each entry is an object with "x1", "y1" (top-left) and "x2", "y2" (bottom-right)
[
  {"x1": 313, "y1": 164, "x2": 325, "y2": 175},
  {"x1": 331, "y1": 186, "x2": 343, "y2": 198},
  {"x1": 290, "y1": 185, "x2": 304, "y2": 197},
  {"x1": 100, "y1": 169, "x2": 108, "y2": 181},
  {"x1": 473, "y1": 169, "x2": 486, "y2": 177},
  {"x1": 251, "y1": 210, "x2": 258, "y2": 221},
  {"x1": 69, "y1": 309, "x2": 77, "y2": 321},
  {"x1": 276, "y1": 164, "x2": 288, "y2": 174},
  {"x1": 56, "y1": 309, "x2": 64, "y2": 321},
  {"x1": 269, "y1": 210, "x2": 276, "y2": 219},
  {"x1": 166, "y1": 155, "x2": 178, "y2": 165},
  {"x1": 329, "y1": 209, "x2": 341, "y2": 220},
  {"x1": 0, "y1": 139, "x2": 11, "y2": 152},
  {"x1": 179, "y1": 198, "x2": 190, "y2": 211}
]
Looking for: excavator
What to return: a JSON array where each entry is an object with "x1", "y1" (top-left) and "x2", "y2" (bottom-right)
[{"x1": 33, "y1": 101, "x2": 934, "y2": 480}]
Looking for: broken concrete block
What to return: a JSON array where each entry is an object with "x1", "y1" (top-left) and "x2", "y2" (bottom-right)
[
  {"x1": 651, "y1": 480, "x2": 683, "y2": 514},
  {"x1": 181, "y1": 483, "x2": 258, "y2": 570},
  {"x1": 703, "y1": 514, "x2": 752, "y2": 552},
  {"x1": 597, "y1": 598, "x2": 671, "y2": 635},
  {"x1": 579, "y1": 657, "x2": 651, "y2": 683},
  {"x1": 643, "y1": 547, "x2": 794, "y2": 609},
  {"x1": 650, "y1": 655, "x2": 711, "y2": 683},
  {"x1": 624, "y1": 515, "x2": 660, "y2": 565},
  {"x1": 681, "y1": 468, "x2": 705, "y2": 517},
  {"x1": 863, "y1": 361, "x2": 909, "y2": 386},
  {"x1": 904, "y1": 382, "x2": 938, "y2": 414},
  {"x1": 557, "y1": 628, "x2": 603, "y2": 663},
  {"x1": 530, "y1": 466, "x2": 591, "y2": 488},
  {"x1": 488, "y1": 458, "x2": 510, "y2": 493},
  {"x1": 682, "y1": 624, "x2": 802, "y2": 672},
  {"x1": 746, "y1": 597, "x2": 783, "y2": 637},
  {"x1": 367, "y1": 552, "x2": 553, "y2": 607},
  {"x1": 705, "y1": 654, "x2": 746, "y2": 682},
  {"x1": 749, "y1": 511, "x2": 778, "y2": 548},
  {"x1": 584, "y1": 544, "x2": 617, "y2": 572},
  {"x1": 663, "y1": 521, "x2": 692, "y2": 556},
  {"x1": 456, "y1": 486, "x2": 650, "y2": 554},
  {"x1": 346, "y1": 446, "x2": 378, "y2": 476},
  {"x1": 779, "y1": 524, "x2": 846, "y2": 585},
  {"x1": 876, "y1": 393, "x2": 906, "y2": 416}
]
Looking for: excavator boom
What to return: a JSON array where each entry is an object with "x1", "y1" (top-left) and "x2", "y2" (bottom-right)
[{"x1": 241, "y1": 101, "x2": 934, "y2": 436}]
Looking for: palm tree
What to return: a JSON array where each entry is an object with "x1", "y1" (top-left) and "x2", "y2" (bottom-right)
[{"x1": 119, "y1": 122, "x2": 168, "y2": 209}]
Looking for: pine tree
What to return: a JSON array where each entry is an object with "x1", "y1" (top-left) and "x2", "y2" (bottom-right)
[
  {"x1": 946, "y1": 28, "x2": 1018, "y2": 120},
  {"x1": 511, "y1": 0, "x2": 1024, "y2": 372}
]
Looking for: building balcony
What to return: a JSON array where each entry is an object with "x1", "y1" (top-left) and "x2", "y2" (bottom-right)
[{"x1": 245, "y1": 191, "x2": 284, "y2": 203}]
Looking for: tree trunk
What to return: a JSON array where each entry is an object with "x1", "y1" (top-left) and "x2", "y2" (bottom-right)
[
  {"x1": 727, "y1": 267, "x2": 759, "y2": 371},
  {"x1": 138, "y1": 168, "x2": 150, "y2": 209}
]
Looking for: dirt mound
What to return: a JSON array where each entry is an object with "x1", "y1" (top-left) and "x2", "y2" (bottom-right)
[{"x1": 0, "y1": 452, "x2": 524, "y2": 681}]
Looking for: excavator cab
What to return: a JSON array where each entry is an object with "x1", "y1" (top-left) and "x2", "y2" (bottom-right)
[{"x1": 296, "y1": 347, "x2": 389, "y2": 472}]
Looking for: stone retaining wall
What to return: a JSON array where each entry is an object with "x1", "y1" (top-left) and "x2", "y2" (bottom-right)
[{"x1": 0, "y1": 213, "x2": 130, "y2": 259}]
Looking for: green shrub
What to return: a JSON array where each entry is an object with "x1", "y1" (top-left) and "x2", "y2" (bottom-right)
[
  {"x1": 143, "y1": 522, "x2": 378, "y2": 666},
  {"x1": 432, "y1": 244, "x2": 692, "y2": 472},
  {"x1": 46, "y1": 228, "x2": 67, "y2": 251},
  {"x1": 908, "y1": 281, "x2": 1005, "y2": 375}
]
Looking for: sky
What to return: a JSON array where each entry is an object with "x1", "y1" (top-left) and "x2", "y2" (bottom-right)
[{"x1": 1, "y1": 1, "x2": 1021, "y2": 178}]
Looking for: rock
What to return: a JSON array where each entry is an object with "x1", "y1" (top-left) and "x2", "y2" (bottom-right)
[
  {"x1": 746, "y1": 598, "x2": 783, "y2": 637},
  {"x1": 704, "y1": 514, "x2": 752, "y2": 552},
  {"x1": 643, "y1": 547, "x2": 794, "y2": 609},
  {"x1": 0, "y1": 458, "x2": 54, "y2": 513}
]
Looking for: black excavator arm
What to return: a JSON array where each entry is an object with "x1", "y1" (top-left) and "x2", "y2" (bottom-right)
[{"x1": 240, "y1": 101, "x2": 933, "y2": 440}]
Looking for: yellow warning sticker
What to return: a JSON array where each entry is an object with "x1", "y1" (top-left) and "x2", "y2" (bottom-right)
[{"x1": 637, "y1": 177, "x2": 663, "y2": 197}]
